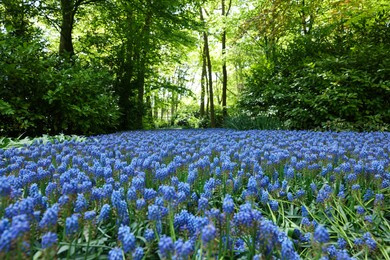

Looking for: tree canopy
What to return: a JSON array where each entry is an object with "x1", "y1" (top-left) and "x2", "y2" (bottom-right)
[{"x1": 1, "y1": 0, "x2": 389, "y2": 136}]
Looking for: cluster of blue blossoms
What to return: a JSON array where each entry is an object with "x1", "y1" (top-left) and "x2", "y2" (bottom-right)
[{"x1": 0, "y1": 129, "x2": 388, "y2": 259}]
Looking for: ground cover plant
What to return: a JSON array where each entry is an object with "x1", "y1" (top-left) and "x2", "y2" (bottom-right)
[{"x1": 0, "y1": 129, "x2": 389, "y2": 259}]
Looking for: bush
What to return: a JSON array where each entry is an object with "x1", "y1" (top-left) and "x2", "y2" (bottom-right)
[
  {"x1": 240, "y1": 9, "x2": 390, "y2": 131},
  {"x1": 223, "y1": 113, "x2": 286, "y2": 130},
  {"x1": 0, "y1": 32, "x2": 121, "y2": 136}
]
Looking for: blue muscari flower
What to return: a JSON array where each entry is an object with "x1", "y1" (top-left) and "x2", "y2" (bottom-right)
[
  {"x1": 356, "y1": 206, "x2": 365, "y2": 215},
  {"x1": 39, "y1": 203, "x2": 59, "y2": 229},
  {"x1": 156, "y1": 167, "x2": 170, "y2": 181},
  {"x1": 108, "y1": 247, "x2": 123, "y2": 260},
  {"x1": 144, "y1": 188, "x2": 157, "y2": 201},
  {"x1": 175, "y1": 238, "x2": 193, "y2": 259},
  {"x1": 0, "y1": 176, "x2": 12, "y2": 197},
  {"x1": 234, "y1": 238, "x2": 246, "y2": 254},
  {"x1": 382, "y1": 179, "x2": 390, "y2": 189},
  {"x1": 65, "y1": 214, "x2": 79, "y2": 236},
  {"x1": 296, "y1": 189, "x2": 306, "y2": 198},
  {"x1": 117, "y1": 200, "x2": 130, "y2": 225},
  {"x1": 111, "y1": 190, "x2": 122, "y2": 208},
  {"x1": 363, "y1": 189, "x2": 373, "y2": 201},
  {"x1": 325, "y1": 206, "x2": 333, "y2": 218},
  {"x1": 301, "y1": 206, "x2": 309, "y2": 217},
  {"x1": 91, "y1": 187, "x2": 104, "y2": 201},
  {"x1": 281, "y1": 179, "x2": 288, "y2": 190},
  {"x1": 171, "y1": 176, "x2": 179, "y2": 186},
  {"x1": 203, "y1": 178, "x2": 216, "y2": 197},
  {"x1": 98, "y1": 204, "x2": 111, "y2": 223},
  {"x1": 155, "y1": 196, "x2": 164, "y2": 206},
  {"x1": 127, "y1": 187, "x2": 137, "y2": 201},
  {"x1": 300, "y1": 232, "x2": 311, "y2": 243},
  {"x1": 148, "y1": 205, "x2": 161, "y2": 221},
  {"x1": 74, "y1": 193, "x2": 88, "y2": 213},
  {"x1": 233, "y1": 202, "x2": 262, "y2": 228},
  {"x1": 132, "y1": 246, "x2": 144, "y2": 260},
  {"x1": 222, "y1": 194, "x2": 234, "y2": 214},
  {"x1": 178, "y1": 182, "x2": 190, "y2": 197},
  {"x1": 326, "y1": 244, "x2": 337, "y2": 258},
  {"x1": 201, "y1": 224, "x2": 216, "y2": 244},
  {"x1": 260, "y1": 176, "x2": 270, "y2": 188},
  {"x1": 314, "y1": 225, "x2": 329, "y2": 243},
  {"x1": 0, "y1": 229, "x2": 13, "y2": 252},
  {"x1": 337, "y1": 237, "x2": 347, "y2": 249},
  {"x1": 159, "y1": 235, "x2": 174, "y2": 258},
  {"x1": 269, "y1": 200, "x2": 279, "y2": 211},
  {"x1": 62, "y1": 182, "x2": 77, "y2": 195},
  {"x1": 174, "y1": 210, "x2": 191, "y2": 231},
  {"x1": 103, "y1": 184, "x2": 113, "y2": 198},
  {"x1": 187, "y1": 216, "x2": 208, "y2": 237},
  {"x1": 346, "y1": 173, "x2": 357, "y2": 183},
  {"x1": 160, "y1": 185, "x2": 177, "y2": 202},
  {"x1": 247, "y1": 176, "x2": 257, "y2": 194},
  {"x1": 119, "y1": 174, "x2": 129, "y2": 185},
  {"x1": 132, "y1": 176, "x2": 145, "y2": 191},
  {"x1": 58, "y1": 195, "x2": 69, "y2": 206},
  {"x1": 335, "y1": 249, "x2": 354, "y2": 260},
  {"x1": 84, "y1": 210, "x2": 96, "y2": 221},
  {"x1": 287, "y1": 192, "x2": 294, "y2": 201},
  {"x1": 11, "y1": 214, "x2": 30, "y2": 236},
  {"x1": 136, "y1": 198, "x2": 146, "y2": 210},
  {"x1": 0, "y1": 218, "x2": 10, "y2": 234},
  {"x1": 260, "y1": 189, "x2": 269, "y2": 203},
  {"x1": 118, "y1": 225, "x2": 136, "y2": 253},
  {"x1": 364, "y1": 215, "x2": 373, "y2": 223},
  {"x1": 45, "y1": 182, "x2": 57, "y2": 197},
  {"x1": 281, "y1": 239, "x2": 300, "y2": 260},
  {"x1": 351, "y1": 184, "x2": 360, "y2": 190},
  {"x1": 144, "y1": 228, "x2": 155, "y2": 242},
  {"x1": 354, "y1": 238, "x2": 363, "y2": 246},
  {"x1": 362, "y1": 232, "x2": 377, "y2": 251},
  {"x1": 316, "y1": 185, "x2": 332, "y2": 203},
  {"x1": 301, "y1": 217, "x2": 311, "y2": 226},
  {"x1": 310, "y1": 182, "x2": 317, "y2": 192},
  {"x1": 187, "y1": 169, "x2": 198, "y2": 185},
  {"x1": 337, "y1": 184, "x2": 346, "y2": 199},
  {"x1": 41, "y1": 232, "x2": 57, "y2": 249},
  {"x1": 5, "y1": 197, "x2": 35, "y2": 218},
  {"x1": 198, "y1": 196, "x2": 209, "y2": 212},
  {"x1": 286, "y1": 166, "x2": 294, "y2": 179},
  {"x1": 177, "y1": 191, "x2": 187, "y2": 203},
  {"x1": 374, "y1": 194, "x2": 384, "y2": 205}
]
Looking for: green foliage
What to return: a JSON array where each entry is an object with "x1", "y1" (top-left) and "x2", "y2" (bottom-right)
[
  {"x1": 0, "y1": 32, "x2": 120, "y2": 137},
  {"x1": 223, "y1": 113, "x2": 286, "y2": 130},
  {"x1": 0, "y1": 134, "x2": 86, "y2": 150},
  {"x1": 43, "y1": 60, "x2": 121, "y2": 135},
  {"x1": 240, "y1": 7, "x2": 390, "y2": 131}
]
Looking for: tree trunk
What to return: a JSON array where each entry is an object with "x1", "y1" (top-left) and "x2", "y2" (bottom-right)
[
  {"x1": 201, "y1": 7, "x2": 215, "y2": 128},
  {"x1": 221, "y1": 0, "x2": 227, "y2": 118},
  {"x1": 200, "y1": 46, "x2": 206, "y2": 117},
  {"x1": 59, "y1": 0, "x2": 76, "y2": 57}
]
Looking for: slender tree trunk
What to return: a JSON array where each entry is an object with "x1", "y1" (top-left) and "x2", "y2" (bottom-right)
[
  {"x1": 153, "y1": 95, "x2": 159, "y2": 119},
  {"x1": 200, "y1": 46, "x2": 206, "y2": 117},
  {"x1": 201, "y1": 7, "x2": 215, "y2": 128},
  {"x1": 59, "y1": 0, "x2": 76, "y2": 57},
  {"x1": 221, "y1": 0, "x2": 227, "y2": 118}
]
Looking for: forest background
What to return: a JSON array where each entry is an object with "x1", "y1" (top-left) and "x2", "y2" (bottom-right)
[{"x1": 1, "y1": 0, "x2": 389, "y2": 137}]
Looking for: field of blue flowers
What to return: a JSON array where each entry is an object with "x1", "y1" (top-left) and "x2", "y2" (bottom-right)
[{"x1": 0, "y1": 129, "x2": 389, "y2": 259}]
